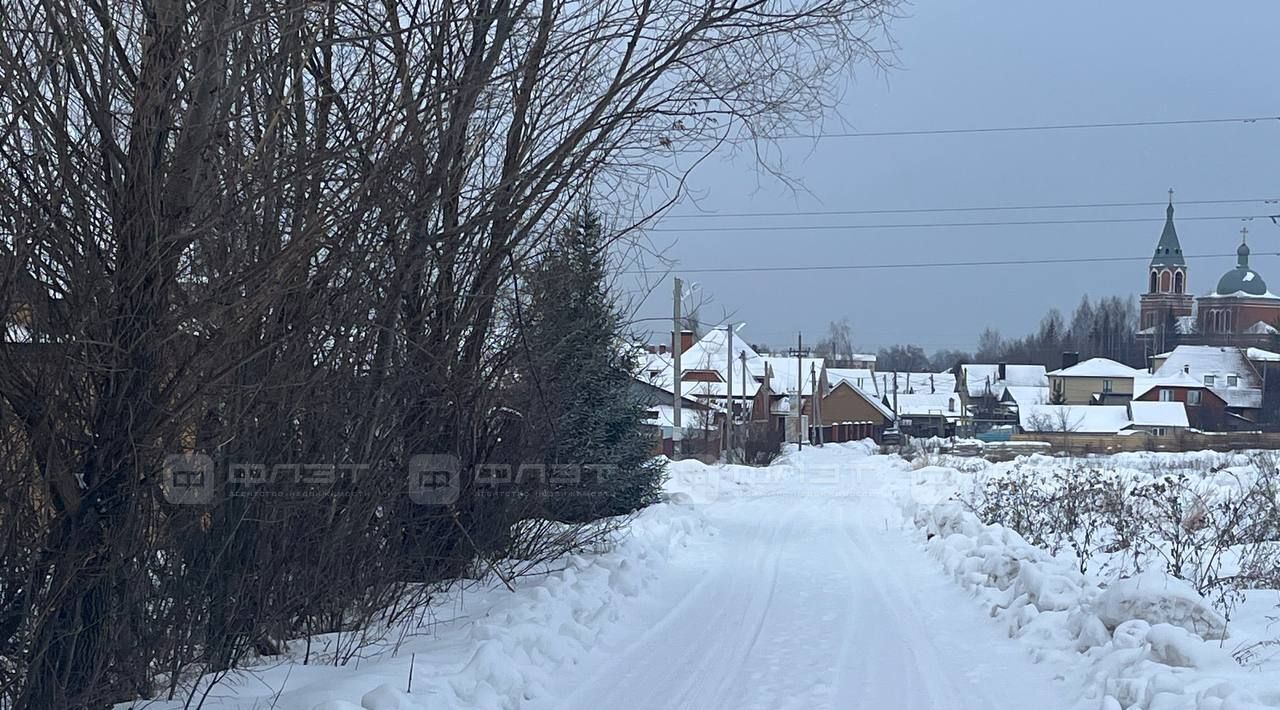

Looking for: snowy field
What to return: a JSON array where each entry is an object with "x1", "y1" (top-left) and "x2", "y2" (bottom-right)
[{"x1": 119, "y1": 444, "x2": 1279, "y2": 710}]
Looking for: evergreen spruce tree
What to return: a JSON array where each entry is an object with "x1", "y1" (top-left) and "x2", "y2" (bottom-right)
[
  {"x1": 517, "y1": 207, "x2": 664, "y2": 521},
  {"x1": 1049, "y1": 379, "x2": 1067, "y2": 405}
]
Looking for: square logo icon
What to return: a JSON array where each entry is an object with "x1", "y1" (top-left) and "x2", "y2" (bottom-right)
[
  {"x1": 408, "y1": 454, "x2": 460, "y2": 505},
  {"x1": 161, "y1": 453, "x2": 216, "y2": 505}
]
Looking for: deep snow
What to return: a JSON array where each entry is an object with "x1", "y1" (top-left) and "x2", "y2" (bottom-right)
[{"x1": 119, "y1": 443, "x2": 1279, "y2": 710}]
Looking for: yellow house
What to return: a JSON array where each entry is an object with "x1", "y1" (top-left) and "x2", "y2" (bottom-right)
[{"x1": 1046, "y1": 357, "x2": 1145, "y2": 405}]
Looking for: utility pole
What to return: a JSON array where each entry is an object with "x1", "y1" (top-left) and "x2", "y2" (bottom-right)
[
  {"x1": 797, "y1": 332, "x2": 803, "y2": 450},
  {"x1": 892, "y1": 371, "x2": 899, "y2": 427},
  {"x1": 811, "y1": 360, "x2": 823, "y2": 446},
  {"x1": 672, "y1": 277, "x2": 682, "y2": 460},
  {"x1": 789, "y1": 332, "x2": 806, "y2": 450},
  {"x1": 724, "y1": 323, "x2": 733, "y2": 460}
]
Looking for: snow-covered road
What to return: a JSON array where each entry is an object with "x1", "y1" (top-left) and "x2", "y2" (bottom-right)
[
  {"x1": 130, "y1": 444, "x2": 1087, "y2": 710},
  {"x1": 551, "y1": 455, "x2": 1073, "y2": 710}
]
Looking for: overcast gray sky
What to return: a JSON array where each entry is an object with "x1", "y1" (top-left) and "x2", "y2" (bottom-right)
[{"x1": 627, "y1": 1, "x2": 1280, "y2": 354}]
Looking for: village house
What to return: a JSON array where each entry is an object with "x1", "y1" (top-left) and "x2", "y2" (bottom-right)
[
  {"x1": 817, "y1": 380, "x2": 894, "y2": 443},
  {"x1": 1000, "y1": 385, "x2": 1049, "y2": 411},
  {"x1": 822, "y1": 353, "x2": 877, "y2": 369},
  {"x1": 749, "y1": 355, "x2": 828, "y2": 443},
  {"x1": 1046, "y1": 356, "x2": 1145, "y2": 405},
  {"x1": 1131, "y1": 369, "x2": 1229, "y2": 431},
  {"x1": 1018, "y1": 404, "x2": 1131, "y2": 435},
  {"x1": 1149, "y1": 345, "x2": 1265, "y2": 427},
  {"x1": 891, "y1": 392, "x2": 963, "y2": 438},
  {"x1": 955, "y1": 363, "x2": 1048, "y2": 432},
  {"x1": 1126, "y1": 401, "x2": 1191, "y2": 439}
]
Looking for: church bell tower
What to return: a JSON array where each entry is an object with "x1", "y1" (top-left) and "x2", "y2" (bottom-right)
[{"x1": 1138, "y1": 190, "x2": 1195, "y2": 342}]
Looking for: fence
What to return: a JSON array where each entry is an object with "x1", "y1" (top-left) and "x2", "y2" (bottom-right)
[
  {"x1": 1010, "y1": 430, "x2": 1280, "y2": 455},
  {"x1": 811, "y1": 421, "x2": 884, "y2": 445}
]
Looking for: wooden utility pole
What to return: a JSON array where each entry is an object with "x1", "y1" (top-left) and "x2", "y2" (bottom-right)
[
  {"x1": 724, "y1": 323, "x2": 733, "y2": 459},
  {"x1": 672, "y1": 277, "x2": 682, "y2": 460}
]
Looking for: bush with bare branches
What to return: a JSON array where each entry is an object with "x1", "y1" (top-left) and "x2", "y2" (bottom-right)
[{"x1": 0, "y1": 0, "x2": 898, "y2": 706}]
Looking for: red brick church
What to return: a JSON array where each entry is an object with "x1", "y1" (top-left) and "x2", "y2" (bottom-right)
[{"x1": 1138, "y1": 192, "x2": 1280, "y2": 352}]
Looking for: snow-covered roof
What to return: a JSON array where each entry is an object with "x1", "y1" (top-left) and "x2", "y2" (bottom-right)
[
  {"x1": 893, "y1": 393, "x2": 963, "y2": 419},
  {"x1": 826, "y1": 368, "x2": 877, "y2": 392},
  {"x1": 1203, "y1": 288, "x2": 1280, "y2": 300},
  {"x1": 1048, "y1": 357, "x2": 1143, "y2": 379},
  {"x1": 754, "y1": 355, "x2": 824, "y2": 396},
  {"x1": 1246, "y1": 347, "x2": 1280, "y2": 362},
  {"x1": 1127, "y1": 401, "x2": 1189, "y2": 428},
  {"x1": 1003, "y1": 386, "x2": 1049, "y2": 406},
  {"x1": 1151, "y1": 346, "x2": 1262, "y2": 409},
  {"x1": 1131, "y1": 370, "x2": 1210, "y2": 400},
  {"x1": 644, "y1": 328, "x2": 766, "y2": 400},
  {"x1": 684, "y1": 327, "x2": 761, "y2": 371},
  {"x1": 1018, "y1": 405, "x2": 1130, "y2": 434},
  {"x1": 961, "y1": 364, "x2": 1048, "y2": 398},
  {"x1": 881, "y1": 371, "x2": 956, "y2": 396},
  {"x1": 637, "y1": 351, "x2": 675, "y2": 390}
]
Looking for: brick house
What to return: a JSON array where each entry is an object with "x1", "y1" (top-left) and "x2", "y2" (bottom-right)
[
  {"x1": 1131, "y1": 370, "x2": 1228, "y2": 431},
  {"x1": 818, "y1": 380, "x2": 894, "y2": 442}
]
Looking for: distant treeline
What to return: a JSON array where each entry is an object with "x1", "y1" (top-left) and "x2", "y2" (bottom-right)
[{"x1": 847, "y1": 295, "x2": 1143, "y2": 372}]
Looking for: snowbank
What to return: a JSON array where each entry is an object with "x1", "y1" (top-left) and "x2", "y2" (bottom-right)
[
  {"x1": 119, "y1": 502, "x2": 710, "y2": 710},
  {"x1": 912, "y1": 501, "x2": 1270, "y2": 710}
]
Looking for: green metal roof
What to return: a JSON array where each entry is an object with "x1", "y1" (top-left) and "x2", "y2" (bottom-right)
[
  {"x1": 1213, "y1": 240, "x2": 1269, "y2": 296},
  {"x1": 1150, "y1": 202, "x2": 1186, "y2": 267}
]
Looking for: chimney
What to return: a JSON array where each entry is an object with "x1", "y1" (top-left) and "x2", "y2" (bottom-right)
[
  {"x1": 1061, "y1": 352, "x2": 1080, "y2": 370},
  {"x1": 658, "y1": 343, "x2": 668, "y2": 355},
  {"x1": 679, "y1": 329, "x2": 694, "y2": 354},
  {"x1": 998, "y1": 362, "x2": 1007, "y2": 381},
  {"x1": 1184, "y1": 364, "x2": 1190, "y2": 374}
]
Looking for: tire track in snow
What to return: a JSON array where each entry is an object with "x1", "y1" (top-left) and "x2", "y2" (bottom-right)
[
  {"x1": 558, "y1": 502, "x2": 804, "y2": 710},
  {"x1": 834, "y1": 500, "x2": 971, "y2": 709}
]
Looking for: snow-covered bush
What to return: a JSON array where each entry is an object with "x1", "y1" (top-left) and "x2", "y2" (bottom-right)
[
  {"x1": 913, "y1": 502, "x2": 1272, "y2": 710},
  {"x1": 961, "y1": 455, "x2": 1280, "y2": 613}
]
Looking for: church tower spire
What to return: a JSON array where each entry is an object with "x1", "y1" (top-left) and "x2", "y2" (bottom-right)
[
  {"x1": 1151, "y1": 188, "x2": 1186, "y2": 268},
  {"x1": 1139, "y1": 189, "x2": 1195, "y2": 340}
]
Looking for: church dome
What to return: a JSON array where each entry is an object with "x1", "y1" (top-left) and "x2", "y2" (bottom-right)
[{"x1": 1214, "y1": 238, "x2": 1269, "y2": 296}]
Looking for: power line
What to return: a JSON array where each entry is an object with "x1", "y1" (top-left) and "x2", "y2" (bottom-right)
[
  {"x1": 626, "y1": 252, "x2": 1265, "y2": 275},
  {"x1": 658, "y1": 197, "x2": 1280, "y2": 221},
  {"x1": 786, "y1": 115, "x2": 1280, "y2": 140},
  {"x1": 649, "y1": 214, "x2": 1271, "y2": 233}
]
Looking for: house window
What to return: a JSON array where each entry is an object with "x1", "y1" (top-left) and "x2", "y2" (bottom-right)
[
  {"x1": 1227, "y1": 375, "x2": 1238, "y2": 387},
  {"x1": 1188, "y1": 390, "x2": 1202, "y2": 406},
  {"x1": 1152, "y1": 427, "x2": 1167, "y2": 437},
  {"x1": 1102, "y1": 379, "x2": 1113, "y2": 393},
  {"x1": 1203, "y1": 374, "x2": 1215, "y2": 387},
  {"x1": 1159, "y1": 389, "x2": 1174, "y2": 402}
]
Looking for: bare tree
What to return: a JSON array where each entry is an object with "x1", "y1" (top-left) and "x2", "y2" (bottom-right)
[
  {"x1": 0, "y1": 0, "x2": 899, "y2": 706},
  {"x1": 814, "y1": 317, "x2": 856, "y2": 358}
]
